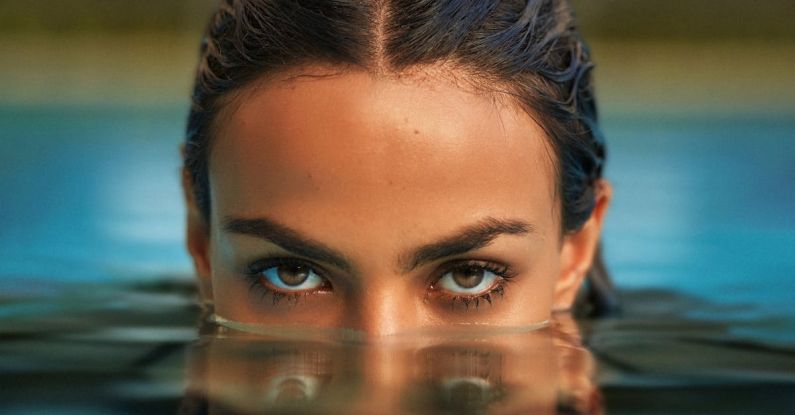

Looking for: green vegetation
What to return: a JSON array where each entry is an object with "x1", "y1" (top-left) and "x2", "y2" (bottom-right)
[
  {"x1": 0, "y1": 0, "x2": 216, "y2": 35},
  {"x1": 572, "y1": 0, "x2": 795, "y2": 41},
  {"x1": 1, "y1": 0, "x2": 794, "y2": 40}
]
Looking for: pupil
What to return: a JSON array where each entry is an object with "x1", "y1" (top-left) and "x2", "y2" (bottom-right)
[
  {"x1": 278, "y1": 265, "x2": 310, "y2": 286},
  {"x1": 452, "y1": 268, "x2": 484, "y2": 289}
]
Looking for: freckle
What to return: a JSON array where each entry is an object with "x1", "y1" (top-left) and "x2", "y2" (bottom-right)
[{"x1": 413, "y1": 129, "x2": 420, "y2": 135}]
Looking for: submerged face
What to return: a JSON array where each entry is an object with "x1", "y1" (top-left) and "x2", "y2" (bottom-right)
[
  {"x1": 186, "y1": 68, "x2": 606, "y2": 336},
  {"x1": 185, "y1": 315, "x2": 597, "y2": 414}
]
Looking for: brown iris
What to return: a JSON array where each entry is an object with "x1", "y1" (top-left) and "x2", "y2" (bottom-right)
[
  {"x1": 277, "y1": 264, "x2": 311, "y2": 286},
  {"x1": 451, "y1": 267, "x2": 485, "y2": 289}
]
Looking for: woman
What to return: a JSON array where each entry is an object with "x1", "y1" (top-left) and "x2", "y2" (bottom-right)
[{"x1": 182, "y1": 0, "x2": 618, "y2": 337}]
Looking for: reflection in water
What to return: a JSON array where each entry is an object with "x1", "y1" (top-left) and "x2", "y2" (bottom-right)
[
  {"x1": 3, "y1": 283, "x2": 795, "y2": 413},
  {"x1": 180, "y1": 315, "x2": 600, "y2": 414}
]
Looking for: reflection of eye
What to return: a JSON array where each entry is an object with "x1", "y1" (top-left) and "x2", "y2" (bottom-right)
[
  {"x1": 265, "y1": 375, "x2": 322, "y2": 404},
  {"x1": 247, "y1": 258, "x2": 330, "y2": 293},
  {"x1": 440, "y1": 377, "x2": 494, "y2": 408}
]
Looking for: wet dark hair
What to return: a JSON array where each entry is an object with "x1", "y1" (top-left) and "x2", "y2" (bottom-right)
[{"x1": 184, "y1": 0, "x2": 619, "y2": 315}]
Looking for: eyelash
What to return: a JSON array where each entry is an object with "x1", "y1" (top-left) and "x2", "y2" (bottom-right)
[
  {"x1": 242, "y1": 257, "x2": 515, "y2": 310},
  {"x1": 244, "y1": 257, "x2": 331, "y2": 306},
  {"x1": 429, "y1": 260, "x2": 516, "y2": 311}
]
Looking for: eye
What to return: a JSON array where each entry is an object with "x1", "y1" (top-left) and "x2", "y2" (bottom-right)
[
  {"x1": 250, "y1": 258, "x2": 328, "y2": 292},
  {"x1": 265, "y1": 374, "x2": 323, "y2": 404},
  {"x1": 439, "y1": 377, "x2": 495, "y2": 409},
  {"x1": 436, "y1": 263, "x2": 502, "y2": 295}
]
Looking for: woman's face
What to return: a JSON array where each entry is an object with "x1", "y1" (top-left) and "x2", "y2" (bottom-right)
[{"x1": 186, "y1": 67, "x2": 608, "y2": 336}]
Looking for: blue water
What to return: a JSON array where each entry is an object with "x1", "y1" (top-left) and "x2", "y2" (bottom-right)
[
  {"x1": 603, "y1": 114, "x2": 795, "y2": 342},
  {"x1": 0, "y1": 105, "x2": 190, "y2": 283}
]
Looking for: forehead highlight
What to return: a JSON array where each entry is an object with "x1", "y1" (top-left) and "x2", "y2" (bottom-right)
[{"x1": 207, "y1": 68, "x2": 561, "y2": 235}]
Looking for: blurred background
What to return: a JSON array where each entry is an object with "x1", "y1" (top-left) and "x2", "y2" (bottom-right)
[{"x1": 1, "y1": 0, "x2": 794, "y2": 340}]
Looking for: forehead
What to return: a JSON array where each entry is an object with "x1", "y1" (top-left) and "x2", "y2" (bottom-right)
[{"x1": 210, "y1": 69, "x2": 558, "y2": 240}]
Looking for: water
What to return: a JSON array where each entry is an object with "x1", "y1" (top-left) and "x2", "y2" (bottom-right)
[
  {"x1": 2, "y1": 105, "x2": 795, "y2": 413},
  {"x1": 2, "y1": 281, "x2": 794, "y2": 414}
]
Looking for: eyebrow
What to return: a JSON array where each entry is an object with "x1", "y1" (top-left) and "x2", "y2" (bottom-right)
[
  {"x1": 223, "y1": 216, "x2": 534, "y2": 274},
  {"x1": 399, "y1": 217, "x2": 534, "y2": 272},
  {"x1": 223, "y1": 216, "x2": 355, "y2": 273}
]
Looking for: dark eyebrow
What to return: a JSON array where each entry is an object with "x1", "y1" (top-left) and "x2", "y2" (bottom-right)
[
  {"x1": 223, "y1": 216, "x2": 354, "y2": 273},
  {"x1": 223, "y1": 216, "x2": 533, "y2": 276},
  {"x1": 400, "y1": 217, "x2": 534, "y2": 272}
]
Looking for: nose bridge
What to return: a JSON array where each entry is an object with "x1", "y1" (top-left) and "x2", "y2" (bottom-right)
[{"x1": 345, "y1": 277, "x2": 415, "y2": 338}]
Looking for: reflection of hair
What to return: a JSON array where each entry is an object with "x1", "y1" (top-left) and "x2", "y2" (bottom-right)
[{"x1": 185, "y1": 0, "x2": 618, "y2": 315}]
